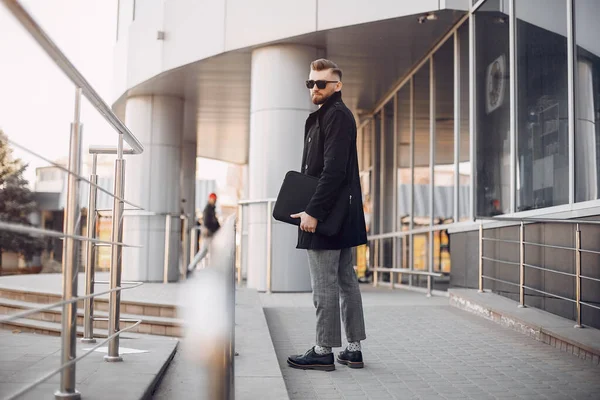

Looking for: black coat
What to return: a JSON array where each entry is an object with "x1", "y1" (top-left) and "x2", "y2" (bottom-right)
[
  {"x1": 297, "y1": 91, "x2": 368, "y2": 250},
  {"x1": 203, "y1": 203, "x2": 220, "y2": 234}
]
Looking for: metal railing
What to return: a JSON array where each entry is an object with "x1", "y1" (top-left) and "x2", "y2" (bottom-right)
[
  {"x1": 367, "y1": 224, "x2": 449, "y2": 297},
  {"x1": 477, "y1": 216, "x2": 600, "y2": 328},
  {"x1": 238, "y1": 198, "x2": 276, "y2": 292},
  {"x1": 237, "y1": 198, "x2": 446, "y2": 297},
  {"x1": 0, "y1": 1, "x2": 146, "y2": 398},
  {"x1": 183, "y1": 215, "x2": 237, "y2": 399}
]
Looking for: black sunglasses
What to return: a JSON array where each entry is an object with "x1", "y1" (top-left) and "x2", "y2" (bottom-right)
[{"x1": 305, "y1": 80, "x2": 339, "y2": 89}]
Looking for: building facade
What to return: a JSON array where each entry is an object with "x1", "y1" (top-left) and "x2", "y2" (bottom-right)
[{"x1": 114, "y1": 0, "x2": 600, "y2": 328}]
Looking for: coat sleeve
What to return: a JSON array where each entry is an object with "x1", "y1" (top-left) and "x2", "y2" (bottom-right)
[{"x1": 305, "y1": 109, "x2": 352, "y2": 221}]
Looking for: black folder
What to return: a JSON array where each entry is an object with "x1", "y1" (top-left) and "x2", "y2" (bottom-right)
[{"x1": 272, "y1": 171, "x2": 350, "y2": 237}]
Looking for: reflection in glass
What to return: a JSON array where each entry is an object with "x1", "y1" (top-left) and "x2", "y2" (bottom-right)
[
  {"x1": 396, "y1": 85, "x2": 411, "y2": 275},
  {"x1": 412, "y1": 62, "x2": 430, "y2": 286},
  {"x1": 475, "y1": 1, "x2": 511, "y2": 216},
  {"x1": 434, "y1": 38, "x2": 454, "y2": 274},
  {"x1": 516, "y1": 0, "x2": 568, "y2": 211},
  {"x1": 459, "y1": 22, "x2": 471, "y2": 221},
  {"x1": 575, "y1": 0, "x2": 600, "y2": 202}
]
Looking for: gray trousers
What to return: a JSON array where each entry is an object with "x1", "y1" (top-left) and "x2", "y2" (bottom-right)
[{"x1": 307, "y1": 248, "x2": 367, "y2": 348}]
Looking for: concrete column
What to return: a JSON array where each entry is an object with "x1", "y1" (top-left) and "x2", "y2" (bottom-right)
[
  {"x1": 247, "y1": 45, "x2": 318, "y2": 292},
  {"x1": 181, "y1": 102, "x2": 198, "y2": 222},
  {"x1": 122, "y1": 95, "x2": 184, "y2": 282}
]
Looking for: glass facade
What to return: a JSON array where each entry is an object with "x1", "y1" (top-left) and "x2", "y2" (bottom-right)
[
  {"x1": 516, "y1": 0, "x2": 569, "y2": 211},
  {"x1": 575, "y1": 0, "x2": 600, "y2": 202},
  {"x1": 358, "y1": 0, "x2": 600, "y2": 291},
  {"x1": 475, "y1": 2, "x2": 510, "y2": 217}
]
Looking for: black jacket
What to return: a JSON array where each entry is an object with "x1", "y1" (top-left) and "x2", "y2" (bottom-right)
[
  {"x1": 297, "y1": 91, "x2": 367, "y2": 250},
  {"x1": 203, "y1": 203, "x2": 220, "y2": 234}
]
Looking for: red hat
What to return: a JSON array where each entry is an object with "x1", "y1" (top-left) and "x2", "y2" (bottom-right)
[{"x1": 208, "y1": 193, "x2": 217, "y2": 200}]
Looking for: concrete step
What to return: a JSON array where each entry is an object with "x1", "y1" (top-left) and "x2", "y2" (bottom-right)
[
  {"x1": 0, "y1": 317, "x2": 141, "y2": 339},
  {"x1": 0, "y1": 298, "x2": 183, "y2": 337},
  {"x1": 0, "y1": 287, "x2": 177, "y2": 319}
]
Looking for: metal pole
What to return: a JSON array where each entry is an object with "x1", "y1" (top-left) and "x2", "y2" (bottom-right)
[
  {"x1": 453, "y1": 30, "x2": 460, "y2": 223},
  {"x1": 82, "y1": 154, "x2": 98, "y2": 344},
  {"x1": 163, "y1": 215, "x2": 172, "y2": 284},
  {"x1": 266, "y1": 201, "x2": 273, "y2": 293},
  {"x1": 105, "y1": 135, "x2": 125, "y2": 362},
  {"x1": 373, "y1": 239, "x2": 380, "y2": 288},
  {"x1": 575, "y1": 223, "x2": 582, "y2": 328},
  {"x1": 478, "y1": 223, "x2": 484, "y2": 293},
  {"x1": 181, "y1": 215, "x2": 189, "y2": 281},
  {"x1": 190, "y1": 226, "x2": 198, "y2": 275},
  {"x1": 237, "y1": 205, "x2": 243, "y2": 285},
  {"x1": 428, "y1": 56, "x2": 435, "y2": 298},
  {"x1": 518, "y1": 222, "x2": 525, "y2": 308},
  {"x1": 509, "y1": 0, "x2": 517, "y2": 212},
  {"x1": 55, "y1": 87, "x2": 82, "y2": 400},
  {"x1": 567, "y1": 0, "x2": 576, "y2": 204}
]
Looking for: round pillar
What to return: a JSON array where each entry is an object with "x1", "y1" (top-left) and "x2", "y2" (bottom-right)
[
  {"x1": 247, "y1": 45, "x2": 318, "y2": 292},
  {"x1": 122, "y1": 95, "x2": 184, "y2": 282}
]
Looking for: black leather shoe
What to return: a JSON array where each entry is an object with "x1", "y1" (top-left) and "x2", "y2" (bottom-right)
[
  {"x1": 336, "y1": 349, "x2": 364, "y2": 369},
  {"x1": 287, "y1": 347, "x2": 335, "y2": 371}
]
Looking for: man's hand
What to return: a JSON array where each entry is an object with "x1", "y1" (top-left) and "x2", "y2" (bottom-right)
[{"x1": 290, "y1": 211, "x2": 318, "y2": 233}]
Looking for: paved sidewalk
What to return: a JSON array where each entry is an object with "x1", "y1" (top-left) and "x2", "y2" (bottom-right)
[
  {"x1": 262, "y1": 286, "x2": 600, "y2": 400},
  {"x1": 0, "y1": 330, "x2": 178, "y2": 400}
]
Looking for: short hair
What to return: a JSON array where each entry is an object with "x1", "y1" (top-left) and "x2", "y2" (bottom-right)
[{"x1": 310, "y1": 58, "x2": 343, "y2": 81}]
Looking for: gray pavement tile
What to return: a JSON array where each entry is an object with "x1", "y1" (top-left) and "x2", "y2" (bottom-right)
[{"x1": 261, "y1": 289, "x2": 600, "y2": 400}]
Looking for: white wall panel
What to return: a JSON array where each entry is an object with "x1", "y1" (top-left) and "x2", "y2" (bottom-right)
[
  {"x1": 225, "y1": 0, "x2": 316, "y2": 51},
  {"x1": 163, "y1": 0, "x2": 226, "y2": 71},
  {"x1": 318, "y1": 0, "x2": 439, "y2": 30}
]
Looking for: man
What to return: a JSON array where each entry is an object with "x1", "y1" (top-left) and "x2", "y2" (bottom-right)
[
  {"x1": 288, "y1": 59, "x2": 367, "y2": 371},
  {"x1": 187, "y1": 193, "x2": 220, "y2": 273}
]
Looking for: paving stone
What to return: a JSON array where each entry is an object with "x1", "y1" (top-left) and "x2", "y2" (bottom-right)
[{"x1": 262, "y1": 287, "x2": 600, "y2": 400}]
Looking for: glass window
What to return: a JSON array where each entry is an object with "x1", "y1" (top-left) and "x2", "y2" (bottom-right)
[
  {"x1": 412, "y1": 62, "x2": 431, "y2": 282},
  {"x1": 475, "y1": 0, "x2": 511, "y2": 216},
  {"x1": 381, "y1": 101, "x2": 395, "y2": 234},
  {"x1": 516, "y1": 0, "x2": 569, "y2": 211},
  {"x1": 372, "y1": 116, "x2": 381, "y2": 235},
  {"x1": 575, "y1": 0, "x2": 600, "y2": 202},
  {"x1": 396, "y1": 85, "x2": 411, "y2": 271},
  {"x1": 459, "y1": 22, "x2": 471, "y2": 221},
  {"x1": 434, "y1": 38, "x2": 455, "y2": 225}
]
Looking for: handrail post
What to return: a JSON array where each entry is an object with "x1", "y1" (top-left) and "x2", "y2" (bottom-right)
[
  {"x1": 181, "y1": 215, "x2": 189, "y2": 281},
  {"x1": 237, "y1": 204, "x2": 243, "y2": 285},
  {"x1": 105, "y1": 135, "x2": 125, "y2": 362},
  {"x1": 518, "y1": 222, "x2": 525, "y2": 308},
  {"x1": 575, "y1": 223, "x2": 582, "y2": 328},
  {"x1": 373, "y1": 239, "x2": 380, "y2": 288},
  {"x1": 55, "y1": 87, "x2": 83, "y2": 400},
  {"x1": 190, "y1": 225, "x2": 198, "y2": 275},
  {"x1": 163, "y1": 215, "x2": 172, "y2": 284},
  {"x1": 266, "y1": 201, "x2": 273, "y2": 294},
  {"x1": 82, "y1": 153, "x2": 98, "y2": 343},
  {"x1": 478, "y1": 223, "x2": 484, "y2": 293}
]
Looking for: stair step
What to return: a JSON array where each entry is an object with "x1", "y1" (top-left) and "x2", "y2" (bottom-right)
[
  {"x1": 0, "y1": 317, "x2": 141, "y2": 339},
  {"x1": 0, "y1": 287, "x2": 177, "y2": 319},
  {"x1": 0, "y1": 298, "x2": 183, "y2": 337}
]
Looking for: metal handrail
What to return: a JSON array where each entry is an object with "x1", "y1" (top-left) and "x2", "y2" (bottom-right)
[
  {"x1": 0, "y1": 282, "x2": 143, "y2": 323},
  {"x1": 1, "y1": 0, "x2": 143, "y2": 154},
  {"x1": 238, "y1": 199, "x2": 276, "y2": 292},
  {"x1": 478, "y1": 219, "x2": 600, "y2": 328},
  {"x1": 0, "y1": 221, "x2": 140, "y2": 248},
  {"x1": 0, "y1": 1, "x2": 147, "y2": 397},
  {"x1": 477, "y1": 215, "x2": 600, "y2": 225},
  {"x1": 4, "y1": 136, "x2": 144, "y2": 210},
  {"x1": 5, "y1": 320, "x2": 142, "y2": 400}
]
